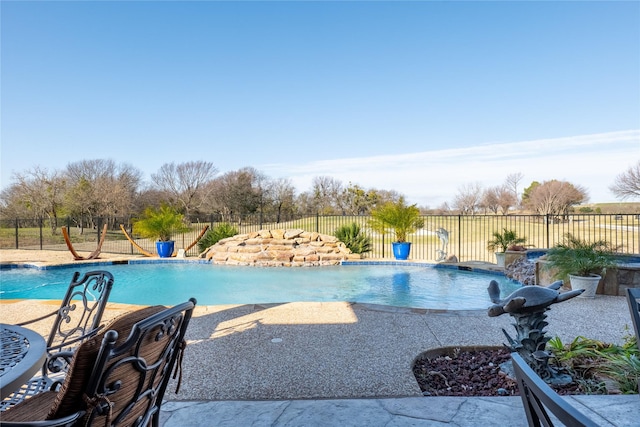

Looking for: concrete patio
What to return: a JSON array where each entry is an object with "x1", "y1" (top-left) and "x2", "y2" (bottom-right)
[
  {"x1": 159, "y1": 394, "x2": 640, "y2": 426},
  {"x1": 154, "y1": 297, "x2": 637, "y2": 426}
]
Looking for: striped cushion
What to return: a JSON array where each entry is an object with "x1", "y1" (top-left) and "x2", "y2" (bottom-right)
[
  {"x1": 47, "y1": 305, "x2": 166, "y2": 420},
  {"x1": 0, "y1": 391, "x2": 57, "y2": 422}
]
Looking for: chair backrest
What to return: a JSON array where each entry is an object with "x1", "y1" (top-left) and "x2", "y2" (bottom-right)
[
  {"x1": 47, "y1": 298, "x2": 197, "y2": 427},
  {"x1": 47, "y1": 270, "x2": 115, "y2": 352},
  {"x1": 627, "y1": 288, "x2": 640, "y2": 346},
  {"x1": 511, "y1": 353, "x2": 598, "y2": 427}
]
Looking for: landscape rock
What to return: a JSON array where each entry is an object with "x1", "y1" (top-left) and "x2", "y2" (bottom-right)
[
  {"x1": 505, "y1": 256, "x2": 536, "y2": 285},
  {"x1": 201, "y1": 229, "x2": 361, "y2": 266}
]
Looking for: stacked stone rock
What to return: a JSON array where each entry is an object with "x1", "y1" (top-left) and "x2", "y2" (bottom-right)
[
  {"x1": 505, "y1": 256, "x2": 536, "y2": 286},
  {"x1": 201, "y1": 229, "x2": 361, "y2": 267}
]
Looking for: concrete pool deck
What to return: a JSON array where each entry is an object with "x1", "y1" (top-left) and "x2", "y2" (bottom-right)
[{"x1": 1, "y1": 249, "x2": 638, "y2": 425}]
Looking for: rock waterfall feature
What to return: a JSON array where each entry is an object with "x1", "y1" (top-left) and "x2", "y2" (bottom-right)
[{"x1": 200, "y1": 229, "x2": 361, "y2": 266}]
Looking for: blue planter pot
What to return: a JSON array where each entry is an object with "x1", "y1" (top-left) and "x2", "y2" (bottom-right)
[
  {"x1": 392, "y1": 242, "x2": 411, "y2": 260},
  {"x1": 156, "y1": 241, "x2": 175, "y2": 258}
]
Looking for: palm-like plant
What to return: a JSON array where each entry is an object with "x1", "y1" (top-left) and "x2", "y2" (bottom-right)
[
  {"x1": 544, "y1": 233, "x2": 616, "y2": 278},
  {"x1": 133, "y1": 205, "x2": 189, "y2": 242},
  {"x1": 334, "y1": 223, "x2": 372, "y2": 254},
  {"x1": 486, "y1": 228, "x2": 527, "y2": 253},
  {"x1": 368, "y1": 198, "x2": 424, "y2": 243},
  {"x1": 198, "y1": 223, "x2": 238, "y2": 252}
]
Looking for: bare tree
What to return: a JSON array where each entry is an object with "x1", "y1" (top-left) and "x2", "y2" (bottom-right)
[
  {"x1": 523, "y1": 180, "x2": 588, "y2": 216},
  {"x1": 205, "y1": 167, "x2": 262, "y2": 222},
  {"x1": 434, "y1": 201, "x2": 451, "y2": 214},
  {"x1": 0, "y1": 184, "x2": 28, "y2": 219},
  {"x1": 340, "y1": 182, "x2": 395, "y2": 215},
  {"x1": 504, "y1": 172, "x2": 524, "y2": 208},
  {"x1": 341, "y1": 183, "x2": 369, "y2": 215},
  {"x1": 308, "y1": 176, "x2": 344, "y2": 215},
  {"x1": 475, "y1": 185, "x2": 515, "y2": 215},
  {"x1": 266, "y1": 177, "x2": 296, "y2": 223},
  {"x1": 496, "y1": 186, "x2": 517, "y2": 215},
  {"x1": 246, "y1": 167, "x2": 270, "y2": 222},
  {"x1": 367, "y1": 189, "x2": 402, "y2": 210},
  {"x1": 294, "y1": 192, "x2": 313, "y2": 215},
  {"x1": 9, "y1": 167, "x2": 66, "y2": 232},
  {"x1": 480, "y1": 187, "x2": 501, "y2": 214},
  {"x1": 452, "y1": 182, "x2": 483, "y2": 215},
  {"x1": 609, "y1": 161, "x2": 640, "y2": 200},
  {"x1": 151, "y1": 161, "x2": 218, "y2": 216},
  {"x1": 65, "y1": 159, "x2": 142, "y2": 228},
  {"x1": 134, "y1": 186, "x2": 168, "y2": 214}
]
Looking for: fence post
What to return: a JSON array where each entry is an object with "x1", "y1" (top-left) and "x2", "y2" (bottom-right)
[
  {"x1": 316, "y1": 213, "x2": 319, "y2": 233},
  {"x1": 129, "y1": 223, "x2": 134, "y2": 255},
  {"x1": 39, "y1": 217, "x2": 43, "y2": 250},
  {"x1": 458, "y1": 215, "x2": 462, "y2": 261},
  {"x1": 546, "y1": 214, "x2": 551, "y2": 248},
  {"x1": 14, "y1": 219, "x2": 18, "y2": 249}
]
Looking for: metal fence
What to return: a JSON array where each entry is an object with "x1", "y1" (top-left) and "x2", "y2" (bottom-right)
[{"x1": 1, "y1": 214, "x2": 638, "y2": 262}]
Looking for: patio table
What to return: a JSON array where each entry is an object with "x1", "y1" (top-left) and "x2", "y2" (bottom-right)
[{"x1": 0, "y1": 323, "x2": 46, "y2": 400}]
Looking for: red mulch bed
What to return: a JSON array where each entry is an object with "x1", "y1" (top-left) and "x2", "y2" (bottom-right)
[{"x1": 413, "y1": 347, "x2": 590, "y2": 397}]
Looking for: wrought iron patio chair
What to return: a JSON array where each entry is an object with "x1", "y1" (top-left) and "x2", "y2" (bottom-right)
[
  {"x1": 511, "y1": 352, "x2": 598, "y2": 427},
  {"x1": 0, "y1": 271, "x2": 114, "y2": 411},
  {"x1": 0, "y1": 298, "x2": 197, "y2": 427}
]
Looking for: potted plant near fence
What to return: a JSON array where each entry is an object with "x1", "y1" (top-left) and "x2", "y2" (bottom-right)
[
  {"x1": 368, "y1": 198, "x2": 424, "y2": 260},
  {"x1": 133, "y1": 205, "x2": 190, "y2": 257},
  {"x1": 487, "y1": 228, "x2": 527, "y2": 268},
  {"x1": 543, "y1": 233, "x2": 617, "y2": 298}
]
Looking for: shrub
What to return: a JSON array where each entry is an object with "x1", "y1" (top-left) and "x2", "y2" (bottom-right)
[
  {"x1": 198, "y1": 223, "x2": 238, "y2": 252},
  {"x1": 544, "y1": 233, "x2": 616, "y2": 279},
  {"x1": 486, "y1": 228, "x2": 527, "y2": 253},
  {"x1": 548, "y1": 334, "x2": 639, "y2": 394},
  {"x1": 334, "y1": 223, "x2": 372, "y2": 254}
]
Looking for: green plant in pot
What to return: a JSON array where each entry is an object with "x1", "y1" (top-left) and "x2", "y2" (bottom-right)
[
  {"x1": 133, "y1": 205, "x2": 190, "y2": 257},
  {"x1": 543, "y1": 233, "x2": 617, "y2": 298},
  {"x1": 368, "y1": 198, "x2": 424, "y2": 260},
  {"x1": 487, "y1": 228, "x2": 527, "y2": 268}
]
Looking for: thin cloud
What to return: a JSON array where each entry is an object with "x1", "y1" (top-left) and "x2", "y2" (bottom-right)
[{"x1": 261, "y1": 130, "x2": 640, "y2": 206}]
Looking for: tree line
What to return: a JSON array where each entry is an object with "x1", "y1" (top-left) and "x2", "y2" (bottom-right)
[{"x1": 1, "y1": 159, "x2": 638, "y2": 233}]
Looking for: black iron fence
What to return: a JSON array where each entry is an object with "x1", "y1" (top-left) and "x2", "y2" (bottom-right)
[{"x1": 1, "y1": 214, "x2": 638, "y2": 263}]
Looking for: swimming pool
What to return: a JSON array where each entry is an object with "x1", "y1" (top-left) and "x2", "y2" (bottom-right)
[{"x1": 0, "y1": 262, "x2": 521, "y2": 310}]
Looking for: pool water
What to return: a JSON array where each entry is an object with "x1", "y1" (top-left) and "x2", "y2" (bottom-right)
[{"x1": 0, "y1": 263, "x2": 521, "y2": 310}]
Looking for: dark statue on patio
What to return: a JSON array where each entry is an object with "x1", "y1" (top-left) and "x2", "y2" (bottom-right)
[{"x1": 487, "y1": 280, "x2": 584, "y2": 385}]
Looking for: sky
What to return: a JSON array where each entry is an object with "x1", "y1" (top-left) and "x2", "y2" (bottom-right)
[{"x1": 1, "y1": 1, "x2": 639, "y2": 208}]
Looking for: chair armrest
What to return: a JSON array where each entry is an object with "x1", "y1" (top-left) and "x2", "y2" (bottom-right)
[
  {"x1": 46, "y1": 351, "x2": 75, "y2": 374},
  {"x1": 45, "y1": 325, "x2": 104, "y2": 353},
  {"x1": 16, "y1": 310, "x2": 58, "y2": 327},
  {"x1": 0, "y1": 410, "x2": 85, "y2": 426}
]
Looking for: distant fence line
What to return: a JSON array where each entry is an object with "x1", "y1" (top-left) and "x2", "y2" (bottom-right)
[{"x1": 1, "y1": 213, "x2": 638, "y2": 263}]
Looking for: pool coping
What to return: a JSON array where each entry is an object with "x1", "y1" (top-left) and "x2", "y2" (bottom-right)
[
  {"x1": 1, "y1": 256, "x2": 507, "y2": 277},
  {"x1": 0, "y1": 257, "x2": 211, "y2": 270}
]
